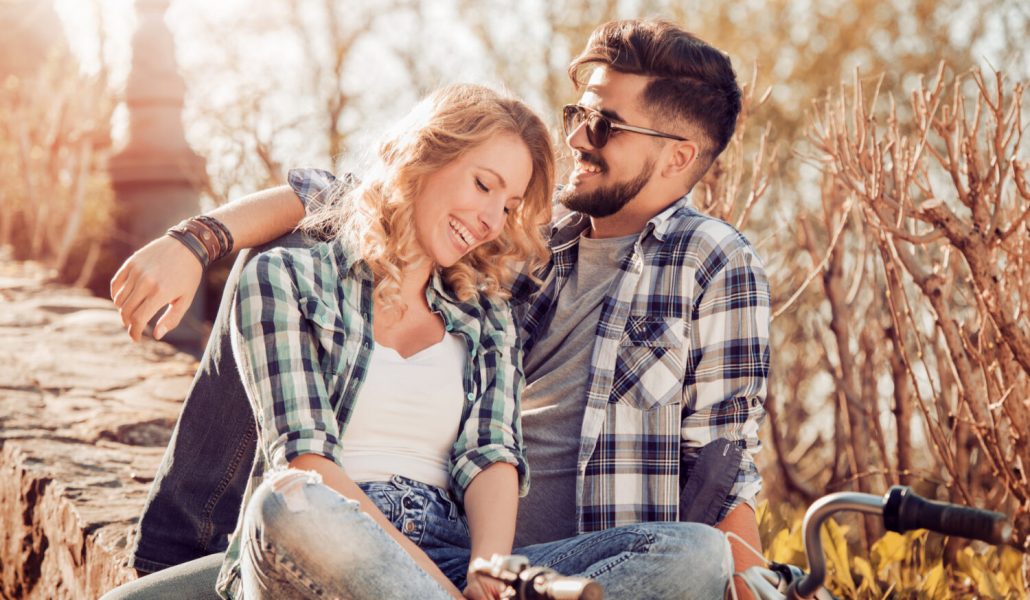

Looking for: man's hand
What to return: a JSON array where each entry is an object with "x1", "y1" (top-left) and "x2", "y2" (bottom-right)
[{"x1": 110, "y1": 235, "x2": 203, "y2": 342}]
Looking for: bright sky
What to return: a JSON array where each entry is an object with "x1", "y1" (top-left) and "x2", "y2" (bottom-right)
[{"x1": 53, "y1": 0, "x2": 1026, "y2": 196}]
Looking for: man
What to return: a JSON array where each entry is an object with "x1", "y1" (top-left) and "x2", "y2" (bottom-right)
[{"x1": 111, "y1": 18, "x2": 769, "y2": 599}]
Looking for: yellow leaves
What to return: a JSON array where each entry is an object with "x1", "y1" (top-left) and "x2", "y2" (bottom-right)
[
  {"x1": 954, "y1": 546, "x2": 1027, "y2": 599},
  {"x1": 763, "y1": 510, "x2": 1027, "y2": 599},
  {"x1": 852, "y1": 556, "x2": 882, "y2": 598},
  {"x1": 758, "y1": 499, "x2": 807, "y2": 567},
  {"x1": 999, "y1": 547, "x2": 1027, "y2": 593},
  {"x1": 821, "y1": 519, "x2": 857, "y2": 596},
  {"x1": 919, "y1": 561, "x2": 947, "y2": 597},
  {"x1": 768, "y1": 527, "x2": 806, "y2": 565},
  {"x1": 871, "y1": 530, "x2": 909, "y2": 565}
]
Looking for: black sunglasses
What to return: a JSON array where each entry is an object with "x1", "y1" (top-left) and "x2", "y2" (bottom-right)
[{"x1": 561, "y1": 104, "x2": 687, "y2": 148}]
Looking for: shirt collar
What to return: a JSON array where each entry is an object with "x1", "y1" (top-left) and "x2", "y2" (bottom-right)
[
  {"x1": 327, "y1": 237, "x2": 365, "y2": 275},
  {"x1": 428, "y1": 269, "x2": 461, "y2": 304},
  {"x1": 330, "y1": 237, "x2": 475, "y2": 309},
  {"x1": 647, "y1": 193, "x2": 691, "y2": 242}
]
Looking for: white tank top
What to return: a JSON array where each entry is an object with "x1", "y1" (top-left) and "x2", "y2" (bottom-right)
[{"x1": 340, "y1": 333, "x2": 467, "y2": 488}]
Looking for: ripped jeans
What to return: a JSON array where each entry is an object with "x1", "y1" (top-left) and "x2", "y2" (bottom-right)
[
  {"x1": 240, "y1": 470, "x2": 732, "y2": 599},
  {"x1": 240, "y1": 470, "x2": 470, "y2": 598}
]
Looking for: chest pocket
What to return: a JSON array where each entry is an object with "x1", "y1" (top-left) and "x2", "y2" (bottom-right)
[
  {"x1": 611, "y1": 316, "x2": 686, "y2": 409},
  {"x1": 298, "y1": 296, "x2": 348, "y2": 351},
  {"x1": 296, "y1": 295, "x2": 356, "y2": 406}
]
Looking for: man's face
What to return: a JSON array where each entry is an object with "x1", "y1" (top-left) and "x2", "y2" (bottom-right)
[{"x1": 557, "y1": 66, "x2": 662, "y2": 218}]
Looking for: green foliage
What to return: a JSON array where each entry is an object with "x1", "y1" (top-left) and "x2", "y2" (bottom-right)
[{"x1": 758, "y1": 501, "x2": 1027, "y2": 598}]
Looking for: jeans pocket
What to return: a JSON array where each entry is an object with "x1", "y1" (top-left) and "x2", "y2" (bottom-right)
[{"x1": 363, "y1": 489, "x2": 400, "y2": 524}]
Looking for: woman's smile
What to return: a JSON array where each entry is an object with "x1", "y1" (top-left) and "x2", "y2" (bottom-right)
[{"x1": 448, "y1": 217, "x2": 479, "y2": 251}]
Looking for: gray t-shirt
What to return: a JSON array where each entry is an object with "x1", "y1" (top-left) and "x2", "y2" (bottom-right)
[{"x1": 515, "y1": 231, "x2": 637, "y2": 546}]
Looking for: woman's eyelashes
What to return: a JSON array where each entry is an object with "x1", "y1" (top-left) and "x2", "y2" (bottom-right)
[{"x1": 475, "y1": 175, "x2": 511, "y2": 215}]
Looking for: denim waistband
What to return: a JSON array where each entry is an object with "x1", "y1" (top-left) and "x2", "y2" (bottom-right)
[{"x1": 358, "y1": 475, "x2": 460, "y2": 520}]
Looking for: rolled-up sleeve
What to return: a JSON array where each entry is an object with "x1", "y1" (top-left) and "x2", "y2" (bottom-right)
[
  {"x1": 681, "y1": 245, "x2": 770, "y2": 520},
  {"x1": 449, "y1": 298, "x2": 529, "y2": 503},
  {"x1": 287, "y1": 168, "x2": 353, "y2": 214},
  {"x1": 230, "y1": 249, "x2": 343, "y2": 469}
]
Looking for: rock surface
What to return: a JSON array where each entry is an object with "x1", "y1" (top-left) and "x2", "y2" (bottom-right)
[{"x1": 0, "y1": 255, "x2": 197, "y2": 600}]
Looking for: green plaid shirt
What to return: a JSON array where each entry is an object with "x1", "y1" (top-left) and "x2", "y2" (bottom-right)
[{"x1": 215, "y1": 236, "x2": 528, "y2": 598}]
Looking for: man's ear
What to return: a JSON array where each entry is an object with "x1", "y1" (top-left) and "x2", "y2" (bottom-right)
[{"x1": 660, "y1": 140, "x2": 699, "y2": 179}]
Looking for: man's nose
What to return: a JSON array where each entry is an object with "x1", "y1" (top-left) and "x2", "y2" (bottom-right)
[{"x1": 566, "y1": 119, "x2": 592, "y2": 151}]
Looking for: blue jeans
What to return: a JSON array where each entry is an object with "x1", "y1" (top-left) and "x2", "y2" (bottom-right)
[
  {"x1": 243, "y1": 470, "x2": 730, "y2": 599},
  {"x1": 241, "y1": 470, "x2": 471, "y2": 598},
  {"x1": 110, "y1": 471, "x2": 729, "y2": 599},
  {"x1": 128, "y1": 232, "x2": 732, "y2": 597}
]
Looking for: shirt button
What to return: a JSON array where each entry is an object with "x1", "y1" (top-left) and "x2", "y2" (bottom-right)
[
  {"x1": 403, "y1": 521, "x2": 416, "y2": 533},
  {"x1": 466, "y1": 392, "x2": 475, "y2": 401}
]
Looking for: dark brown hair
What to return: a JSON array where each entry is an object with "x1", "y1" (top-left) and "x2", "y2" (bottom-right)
[{"x1": 568, "y1": 19, "x2": 741, "y2": 160}]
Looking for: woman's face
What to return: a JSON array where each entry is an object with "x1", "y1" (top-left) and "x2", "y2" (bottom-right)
[{"x1": 412, "y1": 132, "x2": 533, "y2": 268}]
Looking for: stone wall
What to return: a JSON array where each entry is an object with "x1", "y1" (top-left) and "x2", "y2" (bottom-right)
[{"x1": 0, "y1": 256, "x2": 196, "y2": 599}]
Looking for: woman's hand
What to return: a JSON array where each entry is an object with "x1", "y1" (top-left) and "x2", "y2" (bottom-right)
[
  {"x1": 110, "y1": 235, "x2": 203, "y2": 342},
  {"x1": 463, "y1": 572, "x2": 508, "y2": 600}
]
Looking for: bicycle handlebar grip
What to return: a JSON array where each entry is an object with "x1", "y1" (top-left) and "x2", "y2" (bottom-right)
[
  {"x1": 883, "y1": 486, "x2": 1012, "y2": 545},
  {"x1": 517, "y1": 568, "x2": 604, "y2": 600},
  {"x1": 541, "y1": 578, "x2": 604, "y2": 600}
]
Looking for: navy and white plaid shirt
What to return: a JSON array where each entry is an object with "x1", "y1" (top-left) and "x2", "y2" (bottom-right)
[{"x1": 510, "y1": 199, "x2": 770, "y2": 534}]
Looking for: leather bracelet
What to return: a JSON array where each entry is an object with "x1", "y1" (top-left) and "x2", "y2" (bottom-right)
[
  {"x1": 180, "y1": 219, "x2": 222, "y2": 264},
  {"x1": 166, "y1": 228, "x2": 209, "y2": 268},
  {"x1": 196, "y1": 215, "x2": 234, "y2": 258}
]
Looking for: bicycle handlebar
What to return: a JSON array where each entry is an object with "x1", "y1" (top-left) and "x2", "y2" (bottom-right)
[
  {"x1": 789, "y1": 486, "x2": 1013, "y2": 599},
  {"x1": 511, "y1": 566, "x2": 604, "y2": 600},
  {"x1": 470, "y1": 555, "x2": 604, "y2": 600},
  {"x1": 883, "y1": 486, "x2": 1011, "y2": 545}
]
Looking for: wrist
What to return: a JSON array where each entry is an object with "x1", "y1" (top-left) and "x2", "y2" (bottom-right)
[
  {"x1": 166, "y1": 215, "x2": 235, "y2": 268},
  {"x1": 469, "y1": 545, "x2": 513, "y2": 566}
]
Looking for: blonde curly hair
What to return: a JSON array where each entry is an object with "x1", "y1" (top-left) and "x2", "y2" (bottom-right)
[{"x1": 302, "y1": 84, "x2": 554, "y2": 312}]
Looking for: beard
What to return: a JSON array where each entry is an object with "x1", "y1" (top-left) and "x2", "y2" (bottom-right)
[{"x1": 556, "y1": 152, "x2": 657, "y2": 218}]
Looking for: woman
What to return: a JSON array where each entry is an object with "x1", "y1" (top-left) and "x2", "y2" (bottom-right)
[{"x1": 105, "y1": 83, "x2": 554, "y2": 600}]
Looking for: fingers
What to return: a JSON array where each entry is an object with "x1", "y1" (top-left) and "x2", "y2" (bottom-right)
[
  {"x1": 126, "y1": 292, "x2": 171, "y2": 342},
  {"x1": 464, "y1": 576, "x2": 503, "y2": 600},
  {"x1": 153, "y1": 299, "x2": 188, "y2": 340},
  {"x1": 110, "y1": 261, "x2": 129, "y2": 301},
  {"x1": 117, "y1": 274, "x2": 156, "y2": 329}
]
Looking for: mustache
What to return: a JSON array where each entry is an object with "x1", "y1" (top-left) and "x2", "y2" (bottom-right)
[{"x1": 573, "y1": 150, "x2": 606, "y2": 172}]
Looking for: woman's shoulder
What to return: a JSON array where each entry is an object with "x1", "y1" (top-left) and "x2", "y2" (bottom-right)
[
  {"x1": 239, "y1": 240, "x2": 359, "y2": 298},
  {"x1": 461, "y1": 292, "x2": 518, "y2": 353}
]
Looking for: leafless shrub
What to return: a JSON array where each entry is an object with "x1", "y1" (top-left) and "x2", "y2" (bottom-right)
[{"x1": 806, "y1": 64, "x2": 1029, "y2": 548}]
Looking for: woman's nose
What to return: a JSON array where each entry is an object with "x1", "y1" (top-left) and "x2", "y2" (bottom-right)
[{"x1": 478, "y1": 195, "x2": 506, "y2": 237}]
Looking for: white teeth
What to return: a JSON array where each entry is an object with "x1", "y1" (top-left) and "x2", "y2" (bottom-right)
[
  {"x1": 449, "y1": 218, "x2": 475, "y2": 247},
  {"x1": 577, "y1": 161, "x2": 601, "y2": 174}
]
